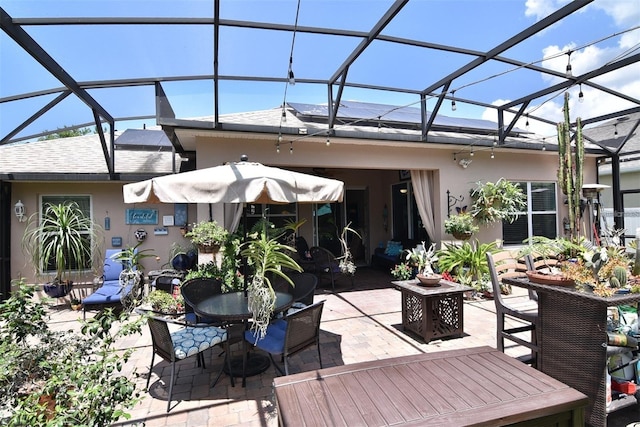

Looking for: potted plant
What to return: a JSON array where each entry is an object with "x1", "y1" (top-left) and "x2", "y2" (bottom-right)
[
  {"x1": 470, "y1": 178, "x2": 526, "y2": 226},
  {"x1": 406, "y1": 242, "x2": 441, "y2": 285},
  {"x1": 145, "y1": 289, "x2": 184, "y2": 314},
  {"x1": 436, "y1": 239, "x2": 500, "y2": 286},
  {"x1": 185, "y1": 220, "x2": 229, "y2": 253},
  {"x1": 241, "y1": 228, "x2": 302, "y2": 339},
  {"x1": 444, "y1": 213, "x2": 479, "y2": 240},
  {"x1": 391, "y1": 263, "x2": 414, "y2": 281},
  {"x1": 21, "y1": 202, "x2": 102, "y2": 298},
  {"x1": 110, "y1": 242, "x2": 157, "y2": 310}
]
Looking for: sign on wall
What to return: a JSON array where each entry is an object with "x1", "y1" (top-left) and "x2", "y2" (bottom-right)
[{"x1": 125, "y1": 208, "x2": 158, "y2": 225}]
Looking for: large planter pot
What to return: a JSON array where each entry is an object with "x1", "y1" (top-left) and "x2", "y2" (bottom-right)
[{"x1": 43, "y1": 281, "x2": 73, "y2": 298}]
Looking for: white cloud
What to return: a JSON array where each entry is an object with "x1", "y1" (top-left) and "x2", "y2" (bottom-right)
[{"x1": 484, "y1": 0, "x2": 640, "y2": 136}]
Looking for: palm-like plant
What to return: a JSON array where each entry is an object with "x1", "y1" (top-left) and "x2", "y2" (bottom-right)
[
  {"x1": 241, "y1": 229, "x2": 302, "y2": 339},
  {"x1": 436, "y1": 239, "x2": 499, "y2": 282},
  {"x1": 22, "y1": 202, "x2": 101, "y2": 285}
]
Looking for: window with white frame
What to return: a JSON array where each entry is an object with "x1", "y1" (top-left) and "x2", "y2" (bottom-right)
[
  {"x1": 502, "y1": 182, "x2": 558, "y2": 245},
  {"x1": 40, "y1": 195, "x2": 93, "y2": 273}
]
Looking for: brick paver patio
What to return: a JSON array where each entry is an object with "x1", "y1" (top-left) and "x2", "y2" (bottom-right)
[{"x1": 42, "y1": 267, "x2": 639, "y2": 426}]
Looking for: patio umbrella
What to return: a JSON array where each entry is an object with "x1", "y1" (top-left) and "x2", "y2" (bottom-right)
[{"x1": 123, "y1": 155, "x2": 344, "y2": 205}]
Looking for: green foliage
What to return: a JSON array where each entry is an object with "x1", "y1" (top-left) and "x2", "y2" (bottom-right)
[
  {"x1": 0, "y1": 280, "x2": 143, "y2": 425},
  {"x1": 470, "y1": 178, "x2": 526, "y2": 226},
  {"x1": 184, "y1": 232, "x2": 243, "y2": 292},
  {"x1": 111, "y1": 241, "x2": 156, "y2": 272},
  {"x1": 185, "y1": 220, "x2": 229, "y2": 247},
  {"x1": 37, "y1": 126, "x2": 92, "y2": 140},
  {"x1": 241, "y1": 228, "x2": 302, "y2": 338},
  {"x1": 436, "y1": 239, "x2": 500, "y2": 282},
  {"x1": 145, "y1": 290, "x2": 183, "y2": 313},
  {"x1": 391, "y1": 263, "x2": 413, "y2": 281},
  {"x1": 444, "y1": 213, "x2": 479, "y2": 236},
  {"x1": 22, "y1": 202, "x2": 102, "y2": 283}
]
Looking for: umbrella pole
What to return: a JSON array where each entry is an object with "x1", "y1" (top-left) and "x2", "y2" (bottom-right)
[{"x1": 243, "y1": 204, "x2": 248, "y2": 297}]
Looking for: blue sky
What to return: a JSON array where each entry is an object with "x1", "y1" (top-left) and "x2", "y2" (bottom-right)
[{"x1": 1, "y1": 0, "x2": 638, "y2": 140}]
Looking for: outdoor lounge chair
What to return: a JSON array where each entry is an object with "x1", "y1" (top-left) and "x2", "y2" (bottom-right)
[
  {"x1": 82, "y1": 249, "x2": 132, "y2": 319},
  {"x1": 487, "y1": 250, "x2": 539, "y2": 367},
  {"x1": 244, "y1": 300, "x2": 324, "y2": 376}
]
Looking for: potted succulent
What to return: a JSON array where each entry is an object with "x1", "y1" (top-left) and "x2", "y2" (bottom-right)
[
  {"x1": 21, "y1": 202, "x2": 102, "y2": 298},
  {"x1": 444, "y1": 213, "x2": 479, "y2": 240},
  {"x1": 407, "y1": 242, "x2": 442, "y2": 286},
  {"x1": 185, "y1": 220, "x2": 229, "y2": 253}
]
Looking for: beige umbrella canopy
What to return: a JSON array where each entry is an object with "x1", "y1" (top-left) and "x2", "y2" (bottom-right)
[{"x1": 123, "y1": 156, "x2": 344, "y2": 205}]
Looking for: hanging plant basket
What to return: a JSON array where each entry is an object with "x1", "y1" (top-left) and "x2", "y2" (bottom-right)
[
  {"x1": 197, "y1": 243, "x2": 221, "y2": 254},
  {"x1": 452, "y1": 231, "x2": 473, "y2": 240}
]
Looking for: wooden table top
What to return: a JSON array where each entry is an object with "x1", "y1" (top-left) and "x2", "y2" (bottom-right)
[{"x1": 273, "y1": 346, "x2": 588, "y2": 426}]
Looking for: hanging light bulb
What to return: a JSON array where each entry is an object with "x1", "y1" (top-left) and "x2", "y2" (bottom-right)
[
  {"x1": 490, "y1": 148, "x2": 495, "y2": 159},
  {"x1": 578, "y1": 84, "x2": 584, "y2": 103},
  {"x1": 289, "y1": 141, "x2": 293, "y2": 154},
  {"x1": 451, "y1": 90, "x2": 457, "y2": 111},
  {"x1": 276, "y1": 143, "x2": 280, "y2": 153},
  {"x1": 470, "y1": 149, "x2": 474, "y2": 157},
  {"x1": 326, "y1": 136, "x2": 330, "y2": 146},
  {"x1": 614, "y1": 123, "x2": 618, "y2": 136},
  {"x1": 453, "y1": 153, "x2": 457, "y2": 162},
  {"x1": 525, "y1": 114, "x2": 530, "y2": 130},
  {"x1": 288, "y1": 56, "x2": 295, "y2": 85},
  {"x1": 542, "y1": 137, "x2": 546, "y2": 151},
  {"x1": 281, "y1": 108, "x2": 287, "y2": 123},
  {"x1": 566, "y1": 51, "x2": 573, "y2": 77}
]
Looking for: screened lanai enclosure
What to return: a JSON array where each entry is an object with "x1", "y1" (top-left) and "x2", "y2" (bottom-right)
[{"x1": 1, "y1": 0, "x2": 639, "y2": 286}]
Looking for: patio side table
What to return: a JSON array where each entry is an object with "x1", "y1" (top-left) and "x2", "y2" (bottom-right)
[{"x1": 392, "y1": 279, "x2": 472, "y2": 342}]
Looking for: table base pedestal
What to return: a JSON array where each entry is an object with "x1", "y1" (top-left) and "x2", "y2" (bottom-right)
[{"x1": 223, "y1": 353, "x2": 271, "y2": 378}]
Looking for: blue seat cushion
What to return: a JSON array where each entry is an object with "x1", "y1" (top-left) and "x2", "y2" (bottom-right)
[
  {"x1": 83, "y1": 281, "x2": 127, "y2": 305},
  {"x1": 172, "y1": 326, "x2": 227, "y2": 359},
  {"x1": 245, "y1": 320, "x2": 287, "y2": 354}
]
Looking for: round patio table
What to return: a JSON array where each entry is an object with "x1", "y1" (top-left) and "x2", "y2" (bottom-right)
[{"x1": 190, "y1": 291, "x2": 293, "y2": 385}]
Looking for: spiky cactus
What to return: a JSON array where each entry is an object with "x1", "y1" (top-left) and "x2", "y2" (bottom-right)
[
  {"x1": 609, "y1": 266, "x2": 628, "y2": 288},
  {"x1": 633, "y1": 228, "x2": 640, "y2": 276},
  {"x1": 557, "y1": 92, "x2": 584, "y2": 243}
]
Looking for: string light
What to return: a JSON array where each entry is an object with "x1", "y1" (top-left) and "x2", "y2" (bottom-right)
[
  {"x1": 451, "y1": 90, "x2": 457, "y2": 111},
  {"x1": 565, "y1": 51, "x2": 573, "y2": 77},
  {"x1": 289, "y1": 141, "x2": 293, "y2": 154},
  {"x1": 578, "y1": 84, "x2": 584, "y2": 103},
  {"x1": 614, "y1": 123, "x2": 618, "y2": 136},
  {"x1": 326, "y1": 135, "x2": 330, "y2": 146},
  {"x1": 453, "y1": 153, "x2": 457, "y2": 162},
  {"x1": 276, "y1": 134, "x2": 282, "y2": 153},
  {"x1": 542, "y1": 137, "x2": 546, "y2": 151},
  {"x1": 490, "y1": 148, "x2": 495, "y2": 159},
  {"x1": 470, "y1": 149, "x2": 474, "y2": 157},
  {"x1": 281, "y1": 108, "x2": 287, "y2": 123},
  {"x1": 288, "y1": 57, "x2": 295, "y2": 85},
  {"x1": 525, "y1": 114, "x2": 530, "y2": 130}
]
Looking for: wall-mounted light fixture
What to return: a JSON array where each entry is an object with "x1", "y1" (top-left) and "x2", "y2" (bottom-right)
[{"x1": 14, "y1": 200, "x2": 26, "y2": 222}]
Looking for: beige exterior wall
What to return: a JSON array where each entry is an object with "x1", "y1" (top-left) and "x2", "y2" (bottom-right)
[
  {"x1": 10, "y1": 181, "x2": 197, "y2": 286},
  {"x1": 8, "y1": 133, "x2": 599, "y2": 287}
]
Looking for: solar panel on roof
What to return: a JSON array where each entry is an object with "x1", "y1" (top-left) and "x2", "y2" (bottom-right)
[{"x1": 287, "y1": 100, "x2": 528, "y2": 134}]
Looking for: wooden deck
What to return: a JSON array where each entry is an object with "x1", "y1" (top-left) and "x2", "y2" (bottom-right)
[{"x1": 274, "y1": 346, "x2": 588, "y2": 426}]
